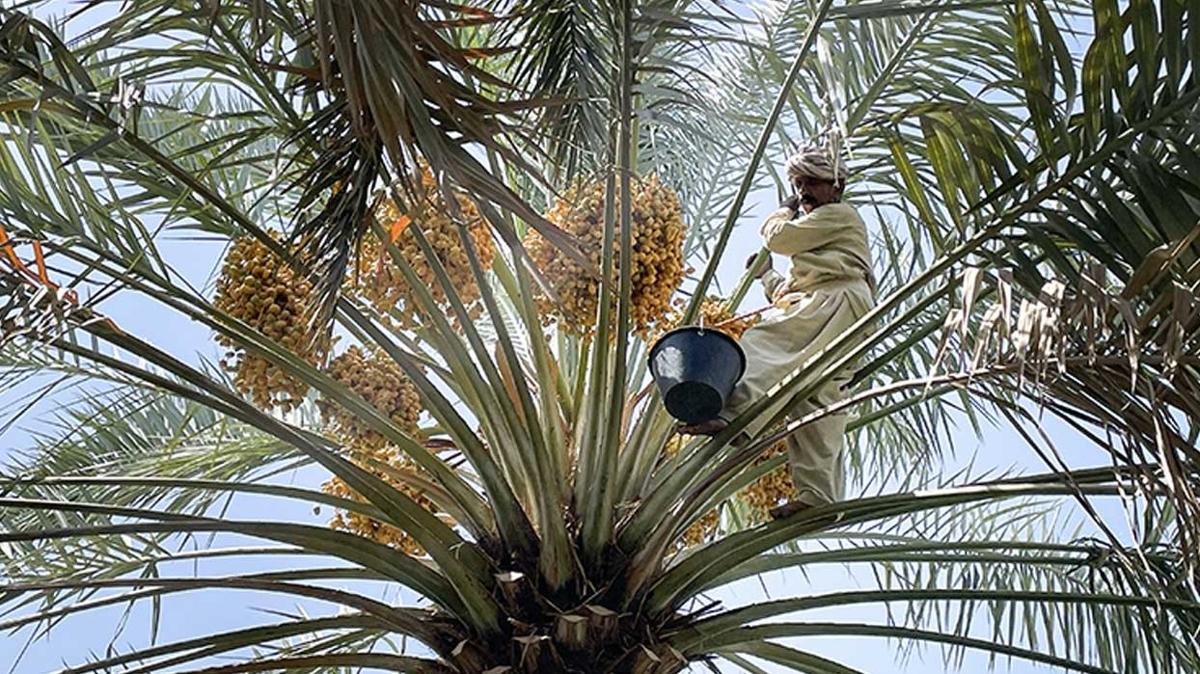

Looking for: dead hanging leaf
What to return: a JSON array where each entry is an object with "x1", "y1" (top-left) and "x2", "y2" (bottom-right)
[
  {"x1": 997, "y1": 268, "x2": 1014, "y2": 336},
  {"x1": 958, "y1": 267, "x2": 984, "y2": 337},
  {"x1": 931, "y1": 308, "x2": 962, "y2": 377},
  {"x1": 971, "y1": 303, "x2": 1004, "y2": 371},
  {"x1": 1159, "y1": 285, "x2": 1198, "y2": 376},
  {"x1": 1122, "y1": 242, "x2": 1174, "y2": 300},
  {"x1": 639, "y1": 645, "x2": 661, "y2": 663},
  {"x1": 460, "y1": 47, "x2": 517, "y2": 59},
  {"x1": 422, "y1": 0, "x2": 496, "y2": 18},
  {"x1": 932, "y1": 267, "x2": 985, "y2": 376},
  {"x1": 1124, "y1": 221, "x2": 1200, "y2": 299},
  {"x1": 1114, "y1": 297, "x2": 1141, "y2": 390},
  {"x1": 1012, "y1": 298, "x2": 1037, "y2": 362},
  {"x1": 428, "y1": 15, "x2": 502, "y2": 29},
  {"x1": 972, "y1": 269, "x2": 1014, "y2": 370},
  {"x1": 1073, "y1": 262, "x2": 1109, "y2": 363},
  {"x1": 1038, "y1": 280, "x2": 1066, "y2": 376},
  {"x1": 1003, "y1": 278, "x2": 1067, "y2": 385},
  {"x1": 388, "y1": 214, "x2": 412, "y2": 244}
]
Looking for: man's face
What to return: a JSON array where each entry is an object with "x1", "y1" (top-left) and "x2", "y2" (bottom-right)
[{"x1": 793, "y1": 175, "x2": 842, "y2": 213}]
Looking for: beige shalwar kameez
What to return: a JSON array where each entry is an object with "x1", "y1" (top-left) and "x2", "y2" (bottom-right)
[{"x1": 720, "y1": 201, "x2": 874, "y2": 507}]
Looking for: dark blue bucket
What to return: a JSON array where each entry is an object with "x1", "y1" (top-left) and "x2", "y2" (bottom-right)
[{"x1": 648, "y1": 326, "x2": 746, "y2": 424}]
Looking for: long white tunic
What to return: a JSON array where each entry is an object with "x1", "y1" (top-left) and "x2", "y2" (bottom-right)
[{"x1": 720, "y1": 202, "x2": 875, "y2": 506}]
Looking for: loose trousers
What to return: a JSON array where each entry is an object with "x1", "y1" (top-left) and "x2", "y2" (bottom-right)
[{"x1": 720, "y1": 277, "x2": 874, "y2": 506}]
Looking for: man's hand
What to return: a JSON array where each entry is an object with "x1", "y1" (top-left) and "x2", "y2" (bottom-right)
[
  {"x1": 744, "y1": 251, "x2": 772, "y2": 279},
  {"x1": 781, "y1": 194, "x2": 801, "y2": 217}
]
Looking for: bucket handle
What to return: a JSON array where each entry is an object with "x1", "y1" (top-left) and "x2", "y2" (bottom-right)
[{"x1": 712, "y1": 305, "x2": 771, "y2": 329}]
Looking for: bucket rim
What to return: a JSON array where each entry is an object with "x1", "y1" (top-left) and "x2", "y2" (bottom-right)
[{"x1": 647, "y1": 325, "x2": 747, "y2": 381}]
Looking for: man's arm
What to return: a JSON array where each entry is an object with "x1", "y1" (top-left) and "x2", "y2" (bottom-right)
[
  {"x1": 746, "y1": 249, "x2": 785, "y2": 303},
  {"x1": 760, "y1": 206, "x2": 845, "y2": 257},
  {"x1": 760, "y1": 268, "x2": 786, "y2": 303}
]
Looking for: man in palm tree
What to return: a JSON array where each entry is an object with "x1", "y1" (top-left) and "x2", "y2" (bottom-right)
[{"x1": 681, "y1": 142, "x2": 875, "y2": 519}]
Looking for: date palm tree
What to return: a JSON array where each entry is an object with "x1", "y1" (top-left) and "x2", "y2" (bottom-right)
[{"x1": 2, "y1": 0, "x2": 1200, "y2": 672}]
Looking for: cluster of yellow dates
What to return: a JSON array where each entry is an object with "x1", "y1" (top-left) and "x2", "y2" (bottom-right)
[
  {"x1": 350, "y1": 166, "x2": 496, "y2": 327},
  {"x1": 214, "y1": 235, "x2": 328, "y2": 411},
  {"x1": 315, "y1": 346, "x2": 422, "y2": 450},
  {"x1": 316, "y1": 347, "x2": 437, "y2": 555},
  {"x1": 322, "y1": 450, "x2": 436, "y2": 557},
  {"x1": 524, "y1": 175, "x2": 686, "y2": 336}
]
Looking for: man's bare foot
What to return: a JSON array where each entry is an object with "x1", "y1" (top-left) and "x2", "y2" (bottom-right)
[
  {"x1": 677, "y1": 418, "x2": 728, "y2": 436},
  {"x1": 769, "y1": 501, "x2": 814, "y2": 520}
]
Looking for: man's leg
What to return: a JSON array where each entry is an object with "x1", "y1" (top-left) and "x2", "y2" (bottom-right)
[
  {"x1": 787, "y1": 412, "x2": 846, "y2": 506},
  {"x1": 770, "y1": 380, "x2": 848, "y2": 519}
]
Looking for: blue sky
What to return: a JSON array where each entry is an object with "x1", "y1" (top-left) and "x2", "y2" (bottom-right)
[{"x1": 0, "y1": 2, "x2": 1125, "y2": 672}]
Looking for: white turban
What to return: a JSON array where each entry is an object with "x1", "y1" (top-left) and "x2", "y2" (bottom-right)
[{"x1": 785, "y1": 142, "x2": 847, "y2": 184}]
